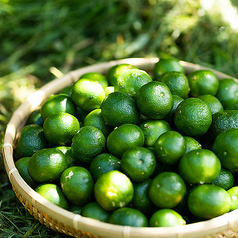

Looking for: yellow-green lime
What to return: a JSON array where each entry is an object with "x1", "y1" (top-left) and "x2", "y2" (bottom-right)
[
  {"x1": 188, "y1": 184, "x2": 231, "y2": 219},
  {"x1": 150, "y1": 209, "x2": 186, "y2": 227},
  {"x1": 149, "y1": 172, "x2": 186, "y2": 208},
  {"x1": 79, "y1": 72, "x2": 108, "y2": 89},
  {"x1": 107, "y1": 63, "x2": 137, "y2": 86},
  {"x1": 40, "y1": 93, "x2": 76, "y2": 121},
  {"x1": 178, "y1": 149, "x2": 221, "y2": 184},
  {"x1": 227, "y1": 186, "x2": 238, "y2": 211},
  {"x1": 184, "y1": 136, "x2": 202, "y2": 154},
  {"x1": 94, "y1": 170, "x2": 134, "y2": 211},
  {"x1": 114, "y1": 68, "x2": 152, "y2": 98},
  {"x1": 54, "y1": 146, "x2": 74, "y2": 167},
  {"x1": 35, "y1": 183, "x2": 68, "y2": 209},
  {"x1": 71, "y1": 78, "x2": 105, "y2": 112}
]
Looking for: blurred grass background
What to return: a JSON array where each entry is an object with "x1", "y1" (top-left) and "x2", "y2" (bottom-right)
[{"x1": 1, "y1": 0, "x2": 238, "y2": 236}]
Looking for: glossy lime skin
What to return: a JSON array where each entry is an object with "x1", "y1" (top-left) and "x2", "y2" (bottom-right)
[
  {"x1": 150, "y1": 209, "x2": 186, "y2": 227},
  {"x1": 178, "y1": 149, "x2": 221, "y2": 184},
  {"x1": 108, "y1": 207, "x2": 148, "y2": 227},
  {"x1": 35, "y1": 183, "x2": 69, "y2": 210},
  {"x1": 60, "y1": 166, "x2": 94, "y2": 206},
  {"x1": 188, "y1": 184, "x2": 231, "y2": 219},
  {"x1": 94, "y1": 170, "x2": 134, "y2": 211},
  {"x1": 149, "y1": 172, "x2": 186, "y2": 208}
]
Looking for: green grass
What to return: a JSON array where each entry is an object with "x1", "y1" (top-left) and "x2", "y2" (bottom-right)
[{"x1": 1, "y1": 0, "x2": 238, "y2": 237}]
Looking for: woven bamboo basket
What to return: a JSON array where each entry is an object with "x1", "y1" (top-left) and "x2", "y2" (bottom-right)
[{"x1": 3, "y1": 57, "x2": 238, "y2": 238}]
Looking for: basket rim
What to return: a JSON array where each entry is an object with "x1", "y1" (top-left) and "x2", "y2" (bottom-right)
[{"x1": 3, "y1": 57, "x2": 238, "y2": 238}]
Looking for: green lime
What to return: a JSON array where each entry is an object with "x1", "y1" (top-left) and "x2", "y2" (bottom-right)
[
  {"x1": 83, "y1": 109, "x2": 113, "y2": 137},
  {"x1": 71, "y1": 126, "x2": 106, "y2": 167},
  {"x1": 106, "y1": 124, "x2": 145, "y2": 158},
  {"x1": 26, "y1": 109, "x2": 43, "y2": 127},
  {"x1": 104, "y1": 86, "x2": 114, "y2": 96},
  {"x1": 131, "y1": 178, "x2": 157, "y2": 216},
  {"x1": 139, "y1": 119, "x2": 171, "y2": 147},
  {"x1": 35, "y1": 183, "x2": 68, "y2": 210},
  {"x1": 184, "y1": 136, "x2": 202, "y2": 154},
  {"x1": 71, "y1": 78, "x2": 105, "y2": 112},
  {"x1": 227, "y1": 186, "x2": 238, "y2": 211},
  {"x1": 54, "y1": 146, "x2": 74, "y2": 167},
  {"x1": 114, "y1": 68, "x2": 152, "y2": 98},
  {"x1": 89, "y1": 153, "x2": 121, "y2": 181},
  {"x1": 150, "y1": 209, "x2": 186, "y2": 227},
  {"x1": 121, "y1": 147, "x2": 156, "y2": 182},
  {"x1": 15, "y1": 157, "x2": 39, "y2": 188},
  {"x1": 174, "y1": 97, "x2": 212, "y2": 137},
  {"x1": 40, "y1": 93, "x2": 76, "y2": 121},
  {"x1": 212, "y1": 168, "x2": 234, "y2": 190},
  {"x1": 213, "y1": 128, "x2": 238, "y2": 170},
  {"x1": 107, "y1": 63, "x2": 137, "y2": 86},
  {"x1": 198, "y1": 94, "x2": 223, "y2": 115},
  {"x1": 136, "y1": 81, "x2": 174, "y2": 120},
  {"x1": 160, "y1": 71, "x2": 190, "y2": 99},
  {"x1": 27, "y1": 148, "x2": 68, "y2": 183},
  {"x1": 43, "y1": 112, "x2": 80, "y2": 146},
  {"x1": 164, "y1": 95, "x2": 184, "y2": 126},
  {"x1": 187, "y1": 70, "x2": 219, "y2": 97},
  {"x1": 208, "y1": 110, "x2": 238, "y2": 140},
  {"x1": 108, "y1": 207, "x2": 148, "y2": 227},
  {"x1": 14, "y1": 124, "x2": 48, "y2": 160},
  {"x1": 68, "y1": 204, "x2": 83, "y2": 215},
  {"x1": 153, "y1": 57, "x2": 185, "y2": 80},
  {"x1": 154, "y1": 131, "x2": 186, "y2": 165},
  {"x1": 101, "y1": 91, "x2": 140, "y2": 127},
  {"x1": 178, "y1": 149, "x2": 221, "y2": 184},
  {"x1": 188, "y1": 184, "x2": 231, "y2": 219},
  {"x1": 79, "y1": 72, "x2": 108, "y2": 89},
  {"x1": 60, "y1": 166, "x2": 94, "y2": 206},
  {"x1": 216, "y1": 78, "x2": 238, "y2": 108},
  {"x1": 149, "y1": 172, "x2": 186, "y2": 208},
  {"x1": 81, "y1": 201, "x2": 111, "y2": 222},
  {"x1": 94, "y1": 170, "x2": 134, "y2": 211}
]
